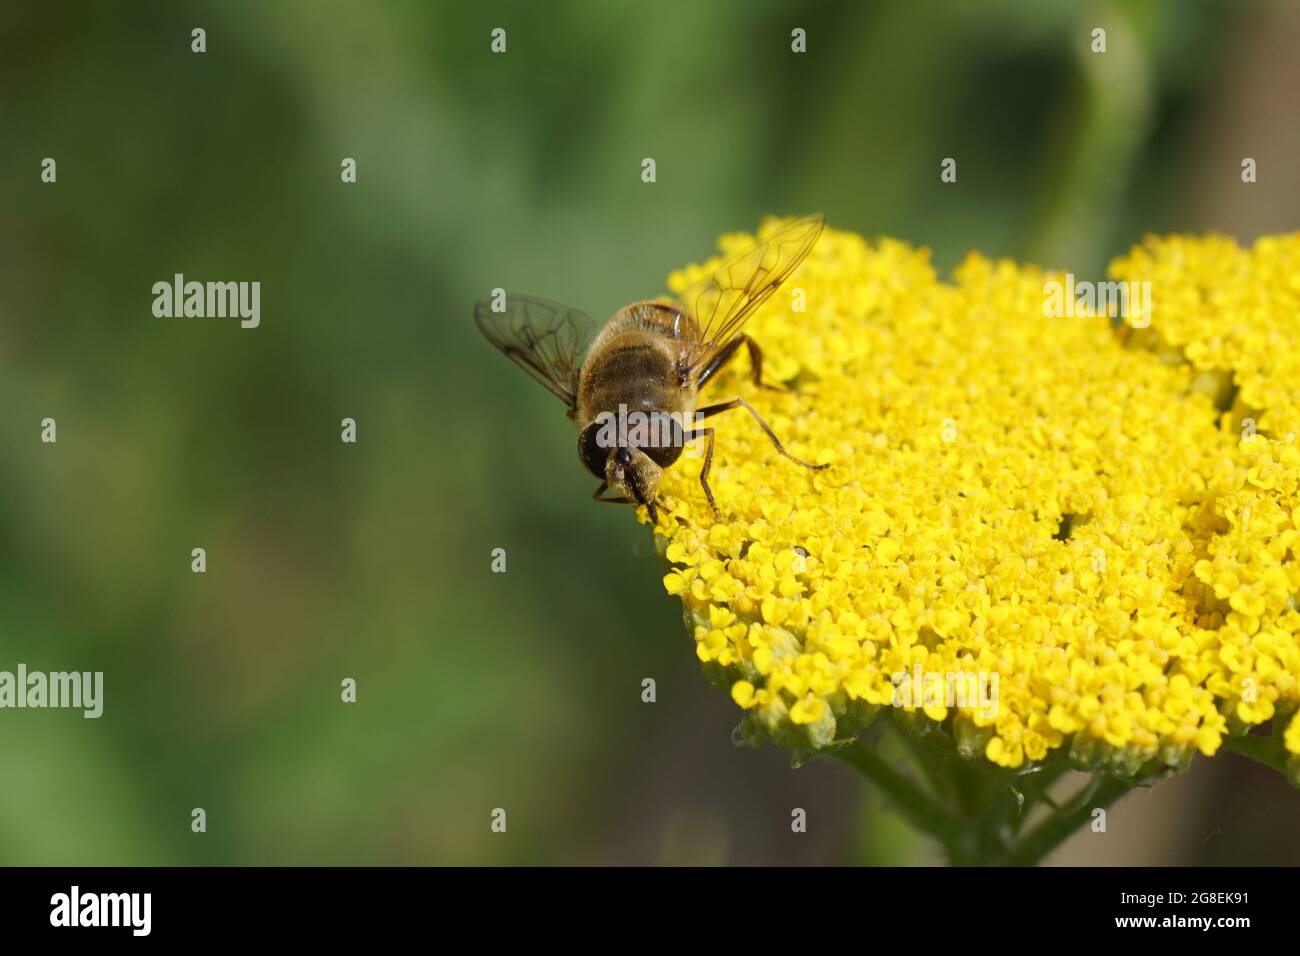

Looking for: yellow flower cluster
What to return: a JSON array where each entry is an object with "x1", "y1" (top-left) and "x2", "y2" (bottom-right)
[{"x1": 647, "y1": 220, "x2": 1300, "y2": 782}]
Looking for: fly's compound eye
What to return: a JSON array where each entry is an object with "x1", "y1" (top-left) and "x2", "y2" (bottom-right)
[
  {"x1": 641, "y1": 414, "x2": 685, "y2": 469},
  {"x1": 578, "y1": 423, "x2": 611, "y2": 479}
]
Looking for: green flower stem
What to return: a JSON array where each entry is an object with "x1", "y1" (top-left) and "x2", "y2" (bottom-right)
[
  {"x1": 1005, "y1": 763, "x2": 1071, "y2": 836},
  {"x1": 832, "y1": 738, "x2": 968, "y2": 858},
  {"x1": 839, "y1": 730, "x2": 1134, "y2": 865},
  {"x1": 890, "y1": 721, "x2": 961, "y2": 804},
  {"x1": 1002, "y1": 775, "x2": 1134, "y2": 866}
]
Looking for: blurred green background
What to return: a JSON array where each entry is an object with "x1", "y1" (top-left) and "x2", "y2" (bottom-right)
[{"x1": 2, "y1": 0, "x2": 1298, "y2": 865}]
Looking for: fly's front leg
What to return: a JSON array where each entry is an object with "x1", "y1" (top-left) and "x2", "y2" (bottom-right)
[
  {"x1": 696, "y1": 398, "x2": 827, "y2": 471},
  {"x1": 594, "y1": 479, "x2": 658, "y2": 522},
  {"x1": 592, "y1": 481, "x2": 632, "y2": 504}
]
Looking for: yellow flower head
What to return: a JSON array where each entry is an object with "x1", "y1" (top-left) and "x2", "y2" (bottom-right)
[{"x1": 645, "y1": 219, "x2": 1300, "y2": 784}]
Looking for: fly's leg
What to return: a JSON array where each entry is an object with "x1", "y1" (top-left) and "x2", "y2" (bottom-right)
[
  {"x1": 696, "y1": 398, "x2": 827, "y2": 471},
  {"x1": 682, "y1": 427, "x2": 720, "y2": 518},
  {"x1": 696, "y1": 334, "x2": 786, "y2": 391},
  {"x1": 592, "y1": 481, "x2": 631, "y2": 504}
]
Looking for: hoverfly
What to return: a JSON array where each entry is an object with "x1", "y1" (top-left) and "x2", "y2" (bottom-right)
[{"x1": 474, "y1": 215, "x2": 828, "y2": 522}]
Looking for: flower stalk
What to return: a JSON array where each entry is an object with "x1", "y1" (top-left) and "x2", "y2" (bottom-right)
[{"x1": 835, "y1": 719, "x2": 1135, "y2": 865}]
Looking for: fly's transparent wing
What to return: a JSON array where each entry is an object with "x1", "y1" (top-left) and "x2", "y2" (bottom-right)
[
  {"x1": 473, "y1": 293, "x2": 599, "y2": 411},
  {"x1": 675, "y1": 214, "x2": 825, "y2": 374}
]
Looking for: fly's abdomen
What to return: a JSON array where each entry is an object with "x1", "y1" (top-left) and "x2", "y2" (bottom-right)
[{"x1": 601, "y1": 342, "x2": 671, "y2": 400}]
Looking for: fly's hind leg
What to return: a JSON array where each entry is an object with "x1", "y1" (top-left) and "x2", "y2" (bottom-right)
[
  {"x1": 696, "y1": 333, "x2": 787, "y2": 392},
  {"x1": 696, "y1": 398, "x2": 828, "y2": 471}
]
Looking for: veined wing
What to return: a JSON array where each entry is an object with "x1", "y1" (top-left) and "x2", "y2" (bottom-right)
[
  {"x1": 674, "y1": 214, "x2": 824, "y2": 376},
  {"x1": 473, "y1": 293, "x2": 599, "y2": 413}
]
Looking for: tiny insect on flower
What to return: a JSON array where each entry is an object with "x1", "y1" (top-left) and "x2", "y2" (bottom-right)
[{"x1": 475, "y1": 215, "x2": 829, "y2": 524}]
